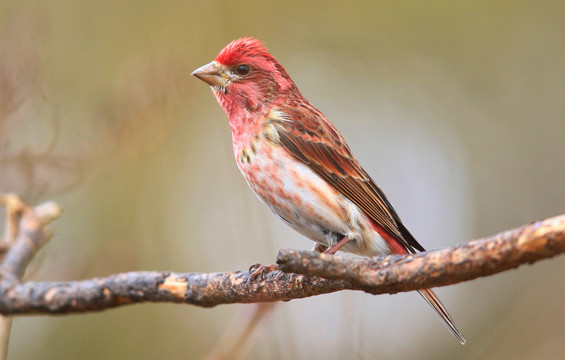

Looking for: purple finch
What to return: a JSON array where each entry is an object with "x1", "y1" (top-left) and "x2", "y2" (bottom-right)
[{"x1": 192, "y1": 38, "x2": 465, "y2": 344}]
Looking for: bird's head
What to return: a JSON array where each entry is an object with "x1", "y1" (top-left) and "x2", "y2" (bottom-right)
[{"x1": 192, "y1": 38, "x2": 297, "y2": 117}]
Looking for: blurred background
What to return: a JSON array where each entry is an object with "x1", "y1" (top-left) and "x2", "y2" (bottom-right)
[{"x1": 1, "y1": 0, "x2": 564, "y2": 359}]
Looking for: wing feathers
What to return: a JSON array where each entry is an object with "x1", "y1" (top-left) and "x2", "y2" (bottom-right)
[{"x1": 273, "y1": 104, "x2": 425, "y2": 253}]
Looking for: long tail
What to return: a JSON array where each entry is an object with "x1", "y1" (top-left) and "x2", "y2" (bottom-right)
[
  {"x1": 418, "y1": 288, "x2": 466, "y2": 344},
  {"x1": 368, "y1": 220, "x2": 466, "y2": 343}
]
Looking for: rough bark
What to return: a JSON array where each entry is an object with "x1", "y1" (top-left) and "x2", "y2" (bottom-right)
[
  {"x1": 277, "y1": 215, "x2": 565, "y2": 294},
  {"x1": 0, "y1": 195, "x2": 563, "y2": 315}
]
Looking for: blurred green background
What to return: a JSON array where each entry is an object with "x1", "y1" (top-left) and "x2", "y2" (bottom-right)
[{"x1": 1, "y1": 0, "x2": 564, "y2": 359}]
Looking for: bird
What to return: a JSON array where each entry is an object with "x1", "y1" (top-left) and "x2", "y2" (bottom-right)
[{"x1": 191, "y1": 37, "x2": 465, "y2": 344}]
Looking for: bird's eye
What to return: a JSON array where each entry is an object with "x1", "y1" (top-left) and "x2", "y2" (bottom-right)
[{"x1": 235, "y1": 64, "x2": 250, "y2": 75}]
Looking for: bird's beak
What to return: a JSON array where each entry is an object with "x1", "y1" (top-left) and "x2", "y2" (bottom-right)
[{"x1": 191, "y1": 61, "x2": 225, "y2": 87}]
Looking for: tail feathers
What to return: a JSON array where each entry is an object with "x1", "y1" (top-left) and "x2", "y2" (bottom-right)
[{"x1": 418, "y1": 289, "x2": 466, "y2": 345}]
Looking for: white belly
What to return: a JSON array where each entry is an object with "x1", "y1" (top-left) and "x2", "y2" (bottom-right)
[{"x1": 236, "y1": 140, "x2": 390, "y2": 257}]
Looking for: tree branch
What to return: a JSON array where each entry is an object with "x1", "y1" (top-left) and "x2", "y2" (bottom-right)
[
  {"x1": 276, "y1": 215, "x2": 565, "y2": 294},
  {"x1": 0, "y1": 271, "x2": 351, "y2": 314},
  {"x1": 0, "y1": 195, "x2": 563, "y2": 316}
]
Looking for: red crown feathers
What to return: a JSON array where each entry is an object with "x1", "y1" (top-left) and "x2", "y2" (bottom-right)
[{"x1": 215, "y1": 37, "x2": 272, "y2": 66}]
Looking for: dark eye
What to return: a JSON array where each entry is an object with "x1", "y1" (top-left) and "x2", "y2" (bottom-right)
[{"x1": 235, "y1": 64, "x2": 250, "y2": 75}]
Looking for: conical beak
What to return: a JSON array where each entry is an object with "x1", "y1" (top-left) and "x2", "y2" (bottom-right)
[{"x1": 191, "y1": 61, "x2": 225, "y2": 87}]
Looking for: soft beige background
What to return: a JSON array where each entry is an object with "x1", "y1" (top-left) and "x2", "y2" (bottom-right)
[{"x1": 1, "y1": 1, "x2": 564, "y2": 359}]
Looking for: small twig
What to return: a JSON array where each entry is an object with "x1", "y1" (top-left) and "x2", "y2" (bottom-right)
[
  {"x1": 0, "y1": 200, "x2": 61, "y2": 279},
  {"x1": 0, "y1": 194, "x2": 26, "y2": 360},
  {"x1": 0, "y1": 305, "x2": 10, "y2": 360},
  {"x1": 0, "y1": 194, "x2": 24, "y2": 253},
  {"x1": 0, "y1": 195, "x2": 62, "y2": 359}
]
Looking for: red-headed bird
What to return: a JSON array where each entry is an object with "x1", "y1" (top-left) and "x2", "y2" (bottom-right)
[{"x1": 192, "y1": 37, "x2": 465, "y2": 344}]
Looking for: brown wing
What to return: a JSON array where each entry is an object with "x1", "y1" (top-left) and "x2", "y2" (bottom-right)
[{"x1": 272, "y1": 102, "x2": 425, "y2": 253}]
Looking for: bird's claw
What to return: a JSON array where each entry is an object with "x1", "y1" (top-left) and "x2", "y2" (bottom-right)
[
  {"x1": 312, "y1": 243, "x2": 328, "y2": 253},
  {"x1": 248, "y1": 263, "x2": 262, "y2": 273},
  {"x1": 248, "y1": 263, "x2": 279, "y2": 281}
]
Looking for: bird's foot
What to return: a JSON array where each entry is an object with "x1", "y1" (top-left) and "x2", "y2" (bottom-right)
[
  {"x1": 323, "y1": 235, "x2": 352, "y2": 255},
  {"x1": 311, "y1": 243, "x2": 328, "y2": 253},
  {"x1": 248, "y1": 263, "x2": 279, "y2": 280}
]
